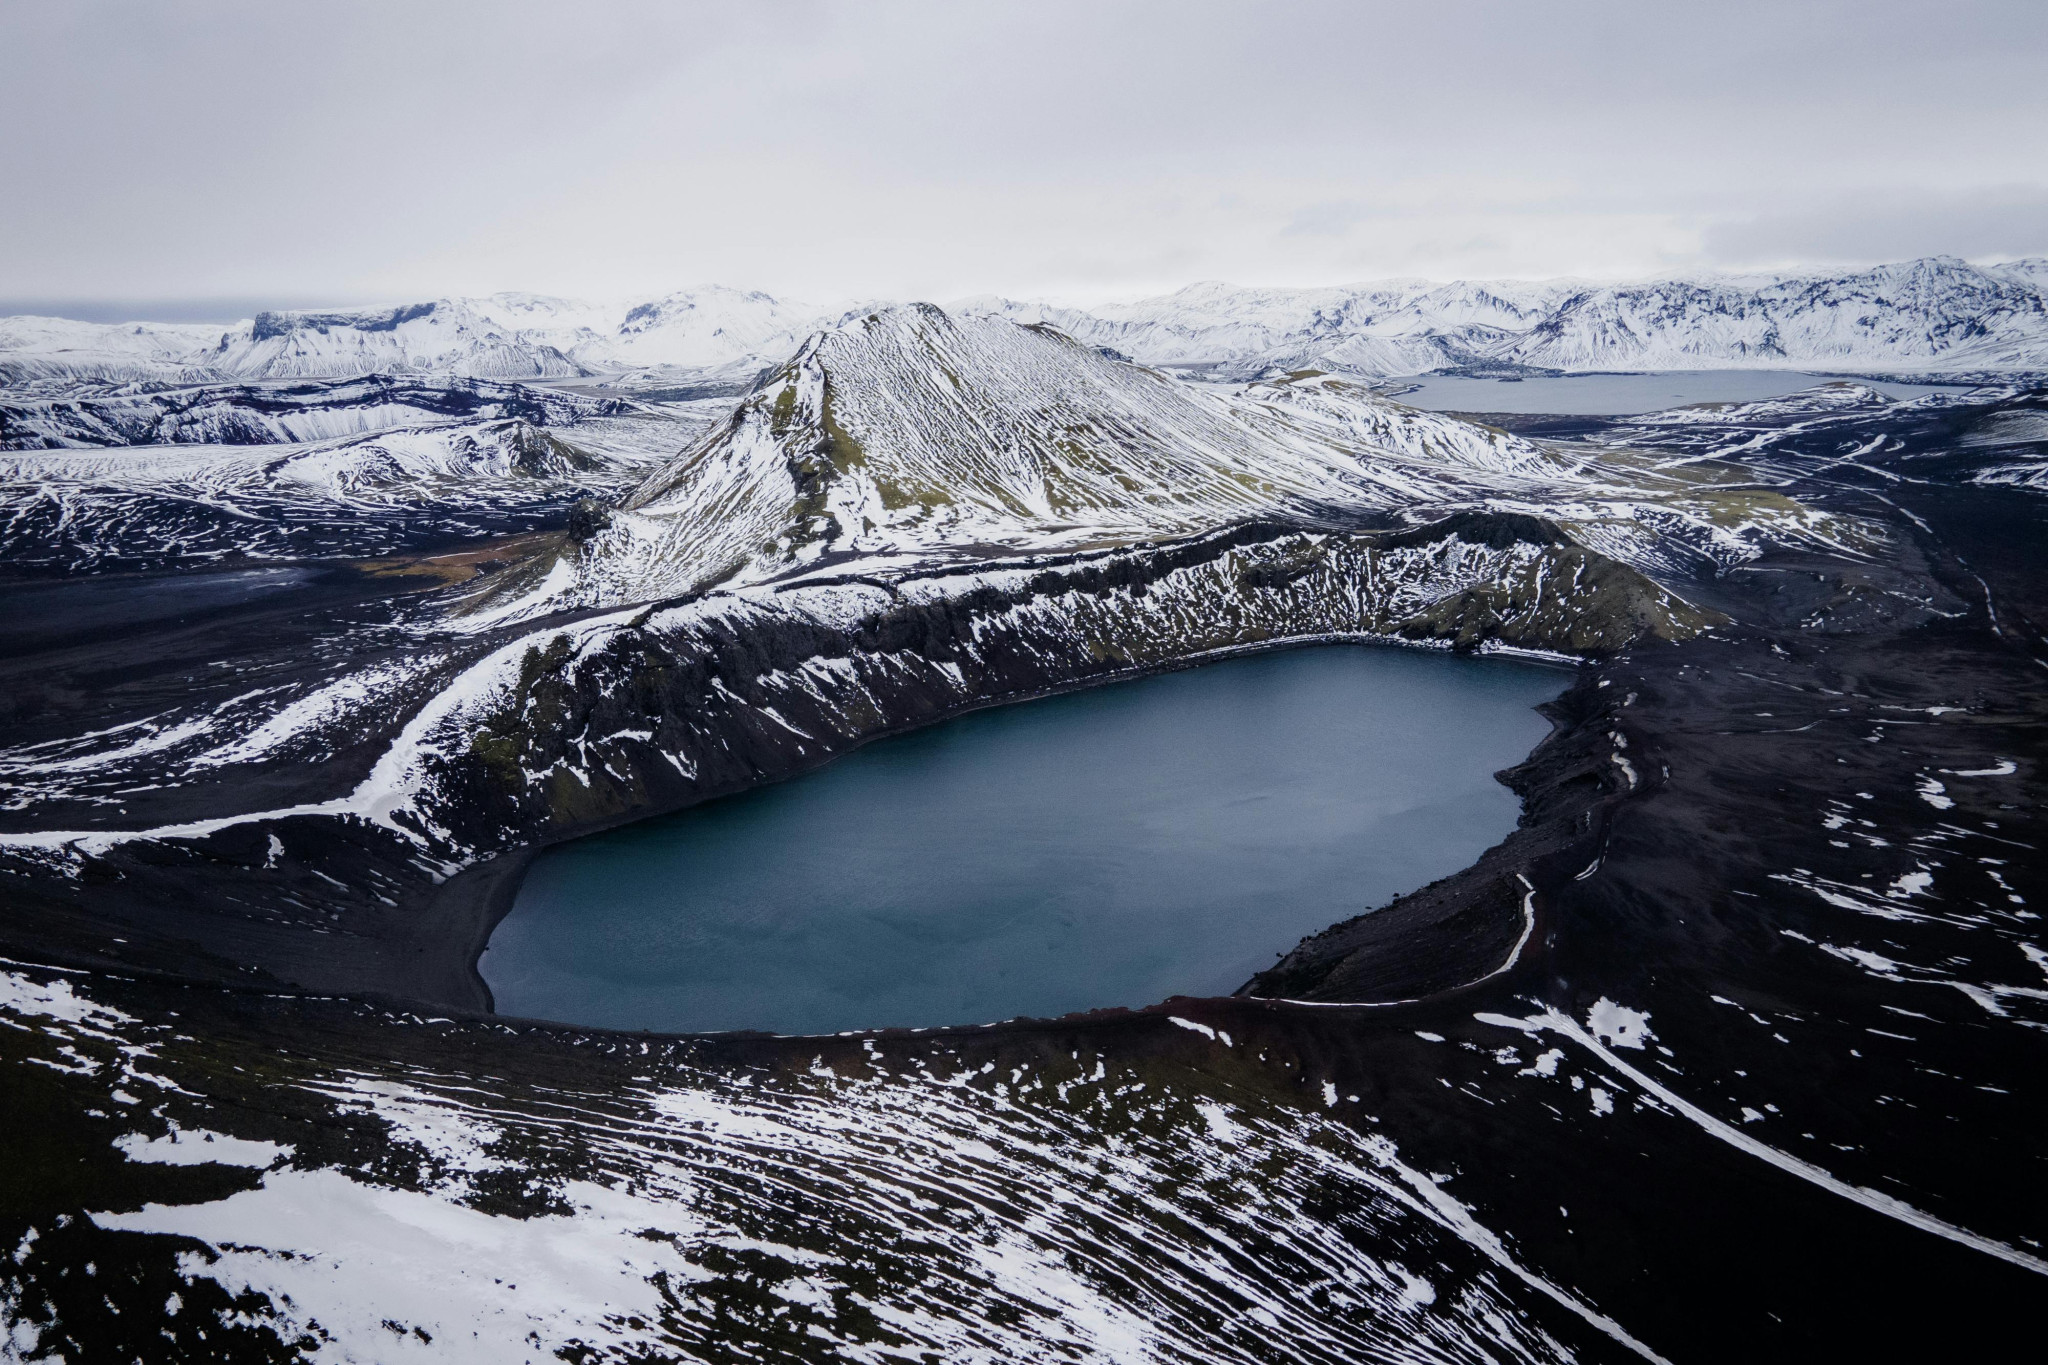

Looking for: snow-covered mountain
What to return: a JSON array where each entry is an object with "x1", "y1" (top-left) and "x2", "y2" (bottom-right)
[
  {"x1": 964, "y1": 257, "x2": 2048, "y2": 378},
  {"x1": 1506, "y1": 257, "x2": 2048, "y2": 373},
  {"x1": 5, "y1": 258, "x2": 2043, "y2": 389},
  {"x1": 202, "y1": 301, "x2": 586, "y2": 381},
  {"x1": 957, "y1": 278, "x2": 1583, "y2": 379},
  {"x1": 461, "y1": 305, "x2": 1840, "y2": 624},
  {"x1": 567, "y1": 288, "x2": 855, "y2": 379},
  {"x1": 395, "y1": 287, "x2": 845, "y2": 382}
]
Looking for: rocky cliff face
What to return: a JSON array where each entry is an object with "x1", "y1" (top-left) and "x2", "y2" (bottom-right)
[{"x1": 456, "y1": 514, "x2": 1708, "y2": 848}]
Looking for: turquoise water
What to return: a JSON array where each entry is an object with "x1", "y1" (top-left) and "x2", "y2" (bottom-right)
[{"x1": 482, "y1": 645, "x2": 1570, "y2": 1035}]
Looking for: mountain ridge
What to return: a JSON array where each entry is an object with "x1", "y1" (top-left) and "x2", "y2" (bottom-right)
[{"x1": 5, "y1": 257, "x2": 2046, "y2": 387}]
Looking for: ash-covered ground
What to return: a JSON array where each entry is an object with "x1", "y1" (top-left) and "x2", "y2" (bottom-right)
[{"x1": 0, "y1": 347, "x2": 2043, "y2": 1362}]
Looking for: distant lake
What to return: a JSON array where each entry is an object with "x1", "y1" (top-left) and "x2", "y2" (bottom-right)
[
  {"x1": 1388, "y1": 369, "x2": 1956, "y2": 416},
  {"x1": 482, "y1": 645, "x2": 1570, "y2": 1036}
]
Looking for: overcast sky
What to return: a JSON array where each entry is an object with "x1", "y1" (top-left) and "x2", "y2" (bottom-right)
[{"x1": 4, "y1": 0, "x2": 2045, "y2": 312}]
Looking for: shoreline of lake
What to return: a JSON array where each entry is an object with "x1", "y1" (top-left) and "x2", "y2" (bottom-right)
[{"x1": 482, "y1": 642, "x2": 1571, "y2": 1036}]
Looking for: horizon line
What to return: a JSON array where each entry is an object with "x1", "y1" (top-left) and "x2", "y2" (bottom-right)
[{"x1": 4, "y1": 253, "x2": 2044, "y2": 327}]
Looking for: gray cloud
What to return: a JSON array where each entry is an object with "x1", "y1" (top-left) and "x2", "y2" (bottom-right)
[
  {"x1": 1280, "y1": 203, "x2": 1380, "y2": 239},
  {"x1": 1702, "y1": 189, "x2": 2048, "y2": 269},
  {"x1": 2, "y1": 0, "x2": 2044, "y2": 305}
]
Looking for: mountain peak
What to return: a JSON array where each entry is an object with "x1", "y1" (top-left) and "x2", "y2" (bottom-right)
[{"x1": 476, "y1": 309, "x2": 1647, "y2": 622}]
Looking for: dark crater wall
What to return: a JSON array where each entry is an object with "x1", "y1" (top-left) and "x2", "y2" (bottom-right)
[{"x1": 0, "y1": 513, "x2": 1701, "y2": 1012}]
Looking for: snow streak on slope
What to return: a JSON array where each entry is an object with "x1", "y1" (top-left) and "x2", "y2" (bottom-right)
[
  {"x1": 1576, "y1": 382, "x2": 2035, "y2": 491},
  {"x1": 1953, "y1": 405, "x2": 2048, "y2": 490},
  {"x1": 1621, "y1": 381, "x2": 1905, "y2": 429}
]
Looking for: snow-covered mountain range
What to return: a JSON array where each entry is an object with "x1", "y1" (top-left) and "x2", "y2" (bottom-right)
[
  {"x1": 0, "y1": 287, "x2": 843, "y2": 388},
  {"x1": 973, "y1": 258, "x2": 2048, "y2": 379},
  {"x1": 5, "y1": 258, "x2": 2045, "y2": 388},
  {"x1": 0, "y1": 374, "x2": 623, "y2": 451},
  {"x1": 0, "y1": 384, "x2": 727, "y2": 572}
]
